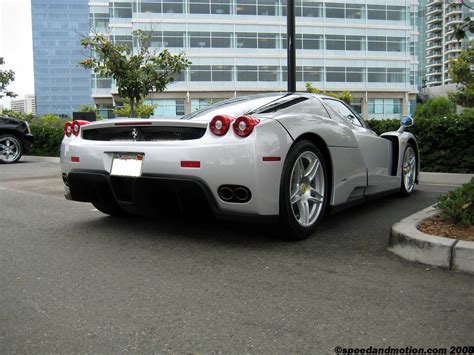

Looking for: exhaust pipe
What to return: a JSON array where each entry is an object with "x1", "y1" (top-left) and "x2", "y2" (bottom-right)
[
  {"x1": 218, "y1": 186, "x2": 234, "y2": 201},
  {"x1": 234, "y1": 187, "x2": 250, "y2": 202}
]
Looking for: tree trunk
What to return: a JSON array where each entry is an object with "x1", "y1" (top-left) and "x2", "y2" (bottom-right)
[{"x1": 129, "y1": 98, "x2": 135, "y2": 118}]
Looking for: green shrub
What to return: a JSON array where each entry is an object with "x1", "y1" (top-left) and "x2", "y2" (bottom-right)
[
  {"x1": 414, "y1": 97, "x2": 456, "y2": 119},
  {"x1": 367, "y1": 110, "x2": 474, "y2": 173},
  {"x1": 437, "y1": 178, "x2": 474, "y2": 226},
  {"x1": 29, "y1": 114, "x2": 65, "y2": 157},
  {"x1": 114, "y1": 103, "x2": 155, "y2": 118},
  {"x1": 305, "y1": 83, "x2": 352, "y2": 104}
]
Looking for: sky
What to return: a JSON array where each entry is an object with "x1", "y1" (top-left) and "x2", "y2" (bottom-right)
[{"x1": 0, "y1": 0, "x2": 34, "y2": 109}]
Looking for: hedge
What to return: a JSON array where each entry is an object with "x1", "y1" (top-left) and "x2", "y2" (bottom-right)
[
  {"x1": 28, "y1": 116, "x2": 65, "y2": 157},
  {"x1": 24, "y1": 111, "x2": 474, "y2": 173},
  {"x1": 367, "y1": 111, "x2": 474, "y2": 173}
]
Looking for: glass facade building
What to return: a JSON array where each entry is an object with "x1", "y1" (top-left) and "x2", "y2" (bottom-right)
[
  {"x1": 90, "y1": 0, "x2": 420, "y2": 119},
  {"x1": 32, "y1": 0, "x2": 92, "y2": 116}
]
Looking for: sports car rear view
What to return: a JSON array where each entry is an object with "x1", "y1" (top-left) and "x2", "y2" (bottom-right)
[{"x1": 60, "y1": 93, "x2": 419, "y2": 240}]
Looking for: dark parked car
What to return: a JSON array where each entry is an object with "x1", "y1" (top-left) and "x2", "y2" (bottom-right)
[{"x1": 0, "y1": 115, "x2": 34, "y2": 163}]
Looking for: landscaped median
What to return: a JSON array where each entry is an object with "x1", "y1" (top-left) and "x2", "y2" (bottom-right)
[{"x1": 389, "y1": 179, "x2": 474, "y2": 274}]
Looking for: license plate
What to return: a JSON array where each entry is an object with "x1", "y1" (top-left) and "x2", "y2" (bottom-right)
[{"x1": 110, "y1": 153, "x2": 144, "y2": 177}]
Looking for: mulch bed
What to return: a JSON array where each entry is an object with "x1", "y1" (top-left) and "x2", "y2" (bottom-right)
[{"x1": 418, "y1": 214, "x2": 474, "y2": 242}]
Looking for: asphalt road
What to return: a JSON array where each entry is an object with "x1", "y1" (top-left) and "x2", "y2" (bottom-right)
[{"x1": 0, "y1": 157, "x2": 473, "y2": 353}]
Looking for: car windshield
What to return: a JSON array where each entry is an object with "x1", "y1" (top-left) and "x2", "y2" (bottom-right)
[{"x1": 180, "y1": 94, "x2": 285, "y2": 121}]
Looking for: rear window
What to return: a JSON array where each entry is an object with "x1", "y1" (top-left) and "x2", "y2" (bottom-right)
[
  {"x1": 248, "y1": 96, "x2": 308, "y2": 114},
  {"x1": 181, "y1": 94, "x2": 284, "y2": 121}
]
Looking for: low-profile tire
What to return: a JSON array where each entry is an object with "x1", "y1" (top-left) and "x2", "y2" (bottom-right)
[
  {"x1": 400, "y1": 143, "x2": 417, "y2": 197},
  {"x1": 0, "y1": 134, "x2": 23, "y2": 164},
  {"x1": 92, "y1": 199, "x2": 130, "y2": 217},
  {"x1": 279, "y1": 140, "x2": 329, "y2": 241}
]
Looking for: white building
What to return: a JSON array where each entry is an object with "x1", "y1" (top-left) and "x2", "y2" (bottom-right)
[
  {"x1": 89, "y1": 0, "x2": 420, "y2": 120},
  {"x1": 425, "y1": 0, "x2": 473, "y2": 87},
  {"x1": 10, "y1": 95, "x2": 36, "y2": 115}
]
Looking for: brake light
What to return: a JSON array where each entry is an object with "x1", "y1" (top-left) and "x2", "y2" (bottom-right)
[
  {"x1": 210, "y1": 115, "x2": 233, "y2": 136},
  {"x1": 72, "y1": 120, "x2": 90, "y2": 137},
  {"x1": 233, "y1": 116, "x2": 260, "y2": 138},
  {"x1": 64, "y1": 122, "x2": 73, "y2": 137}
]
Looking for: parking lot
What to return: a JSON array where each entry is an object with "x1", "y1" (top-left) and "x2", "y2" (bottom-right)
[{"x1": 1, "y1": 157, "x2": 473, "y2": 353}]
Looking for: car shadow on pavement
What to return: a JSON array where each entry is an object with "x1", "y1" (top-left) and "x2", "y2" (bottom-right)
[{"x1": 74, "y1": 189, "x2": 427, "y2": 254}]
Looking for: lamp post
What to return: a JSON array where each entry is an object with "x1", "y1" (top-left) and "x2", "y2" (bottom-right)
[{"x1": 287, "y1": 0, "x2": 296, "y2": 92}]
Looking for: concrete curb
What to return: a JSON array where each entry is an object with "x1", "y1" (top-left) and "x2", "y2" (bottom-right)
[
  {"x1": 388, "y1": 206, "x2": 474, "y2": 274},
  {"x1": 419, "y1": 172, "x2": 473, "y2": 186}
]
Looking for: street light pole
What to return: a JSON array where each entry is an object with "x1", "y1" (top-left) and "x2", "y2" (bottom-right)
[{"x1": 287, "y1": 0, "x2": 296, "y2": 92}]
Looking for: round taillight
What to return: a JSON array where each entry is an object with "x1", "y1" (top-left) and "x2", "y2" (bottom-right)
[
  {"x1": 233, "y1": 116, "x2": 260, "y2": 138},
  {"x1": 64, "y1": 122, "x2": 72, "y2": 137},
  {"x1": 72, "y1": 121, "x2": 81, "y2": 136},
  {"x1": 210, "y1": 115, "x2": 233, "y2": 136}
]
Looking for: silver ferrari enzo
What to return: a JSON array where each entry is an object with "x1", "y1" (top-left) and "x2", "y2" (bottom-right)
[{"x1": 60, "y1": 93, "x2": 419, "y2": 240}]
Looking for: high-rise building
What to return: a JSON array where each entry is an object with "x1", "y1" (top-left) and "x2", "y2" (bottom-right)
[
  {"x1": 417, "y1": 0, "x2": 427, "y2": 89},
  {"x1": 10, "y1": 95, "x2": 36, "y2": 115},
  {"x1": 89, "y1": 0, "x2": 420, "y2": 120},
  {"x1": 425, "y1": 0, "x2": 473, "y2": 88},
  {"x1": 31, "y1": 0, "x2": 92, "y2": 116}
]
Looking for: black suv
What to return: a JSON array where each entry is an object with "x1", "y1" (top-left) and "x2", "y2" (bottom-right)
[{"x1": 0, "y1": 116, "x2": 34, "y2": 163}]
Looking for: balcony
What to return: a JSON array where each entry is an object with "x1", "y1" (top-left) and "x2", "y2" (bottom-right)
[
  {"x1": 427, "y1": 15, "x2": 443, "y2": 24},
  {"x1": 427, "y1": 6, "x2": 443, "y2": 16},
  {"x1": 446, "y1": 6, "x2": 463, "y2": 15},
  {"x1": 446, "y1": 16, "x2": 463, "y2": 25},
  {"x1": 426, "y1": 41, "x2": 442, "y2": 51},
  {"x1": 427, "y1": 24, "x2": 442, "y2": 33}
]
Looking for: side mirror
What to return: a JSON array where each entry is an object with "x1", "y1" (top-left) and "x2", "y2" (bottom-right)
[{"x1": 398, "y1": 116, "x2": 414, "y2": 132}]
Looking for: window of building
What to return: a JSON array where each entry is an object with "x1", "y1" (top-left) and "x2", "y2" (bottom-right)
[
  {"x1": 346, "y1": 4, "x2": 363, "y2": 19},
  {"x1": 325, "y1": 3, "x2": 344, "y2": 18},
  {"x1": 387, "y1": 68, "x2": 405, "y2": 83},
  {"x1": 302, "y1": 34, "x2": 321, "y2": 50},
  {"x1": 387, "y1": 37, "x2": 405, "y2": 52},
  {"x1": 368, "y1": 99, "x2": 402, "y2": 119},
  {"x1": 110, "y1": 2, "x2": 132, "y2": 18},
  {"x1": 91, "y1": 13, "x2": 109, "y2": 29},
  {"x1": 191, "y1": 98, "x2": 224, "y2": 112},
  {"x1": 190, "y1": 32, "x2": 211, "y2": 47},
  {"x1": 367, "y1": 5, "x2": 386, "y2": 20},
  {"x1": 326, "y1": 35, "x2": 345, "y2": 50},
  {"x1": 140, "y1": 0, "x2": 161, "y2": 13},
  {"x1": 303, "y1": 66, "x2": 322, "y2": 82},
  {"x1": 387, "y1": 6, "x2": 404, "y2": 21},
  {"x1": 237, "y1": 66, "x2": 258, "y2": 81},
  {"x1": 258, "y1": 0, "x2": 278, "y2": 16},
  {"x1": 236, "y1": 33, "x2": 257, "y2": 48},
  {"x1": 368, "y1": 68, "x2": 387, "y2": 82},
  {"x1": 211, "y1": 32, "x2": 232, "y2": 48},
  {"x1": 211, "y1": 0, "x2": 231, "y2": 14},
  {"x1": 300, "y1": 0, "x2": 320, "y2": 17},
  {"x1": 212, "y1": 65, "x2": 233, "y2": 81},
  {"x1": 145, "y1": 99, "x2": 185, "y2": 117},
  {"x1": 368, "y1": 36, "x2": 387, "y2": 51},
  {"x1": 162, "y1": 31, "x2": 185, "y2": 47},
  {"x1": 326, "y1": 67, "x2": 345, "y2": 82},
  {"x1": 258, "y1": 33, "x2": 278, "y2": 49},
  {"x1": 351, "y1": 98, "x2": 362, "y2": 114},
  {"x1": 346, "y1": 35, "x2": 364, "y2": 50},
  {"x1": 258, "y1": 66, "x2": 279, "y2": 81},
  {"x1": 346, "y1": 67, "x2": 364, "y2": 82},
  {"x1": 236, "y1": 0, "x2": 257, "y2": 15},
  {"x1": 190, "y1": 65, "x2": 212, "y2": 81},
  {"x1": 189, "y1": 0, "x2": 210, "y2": 14}
]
